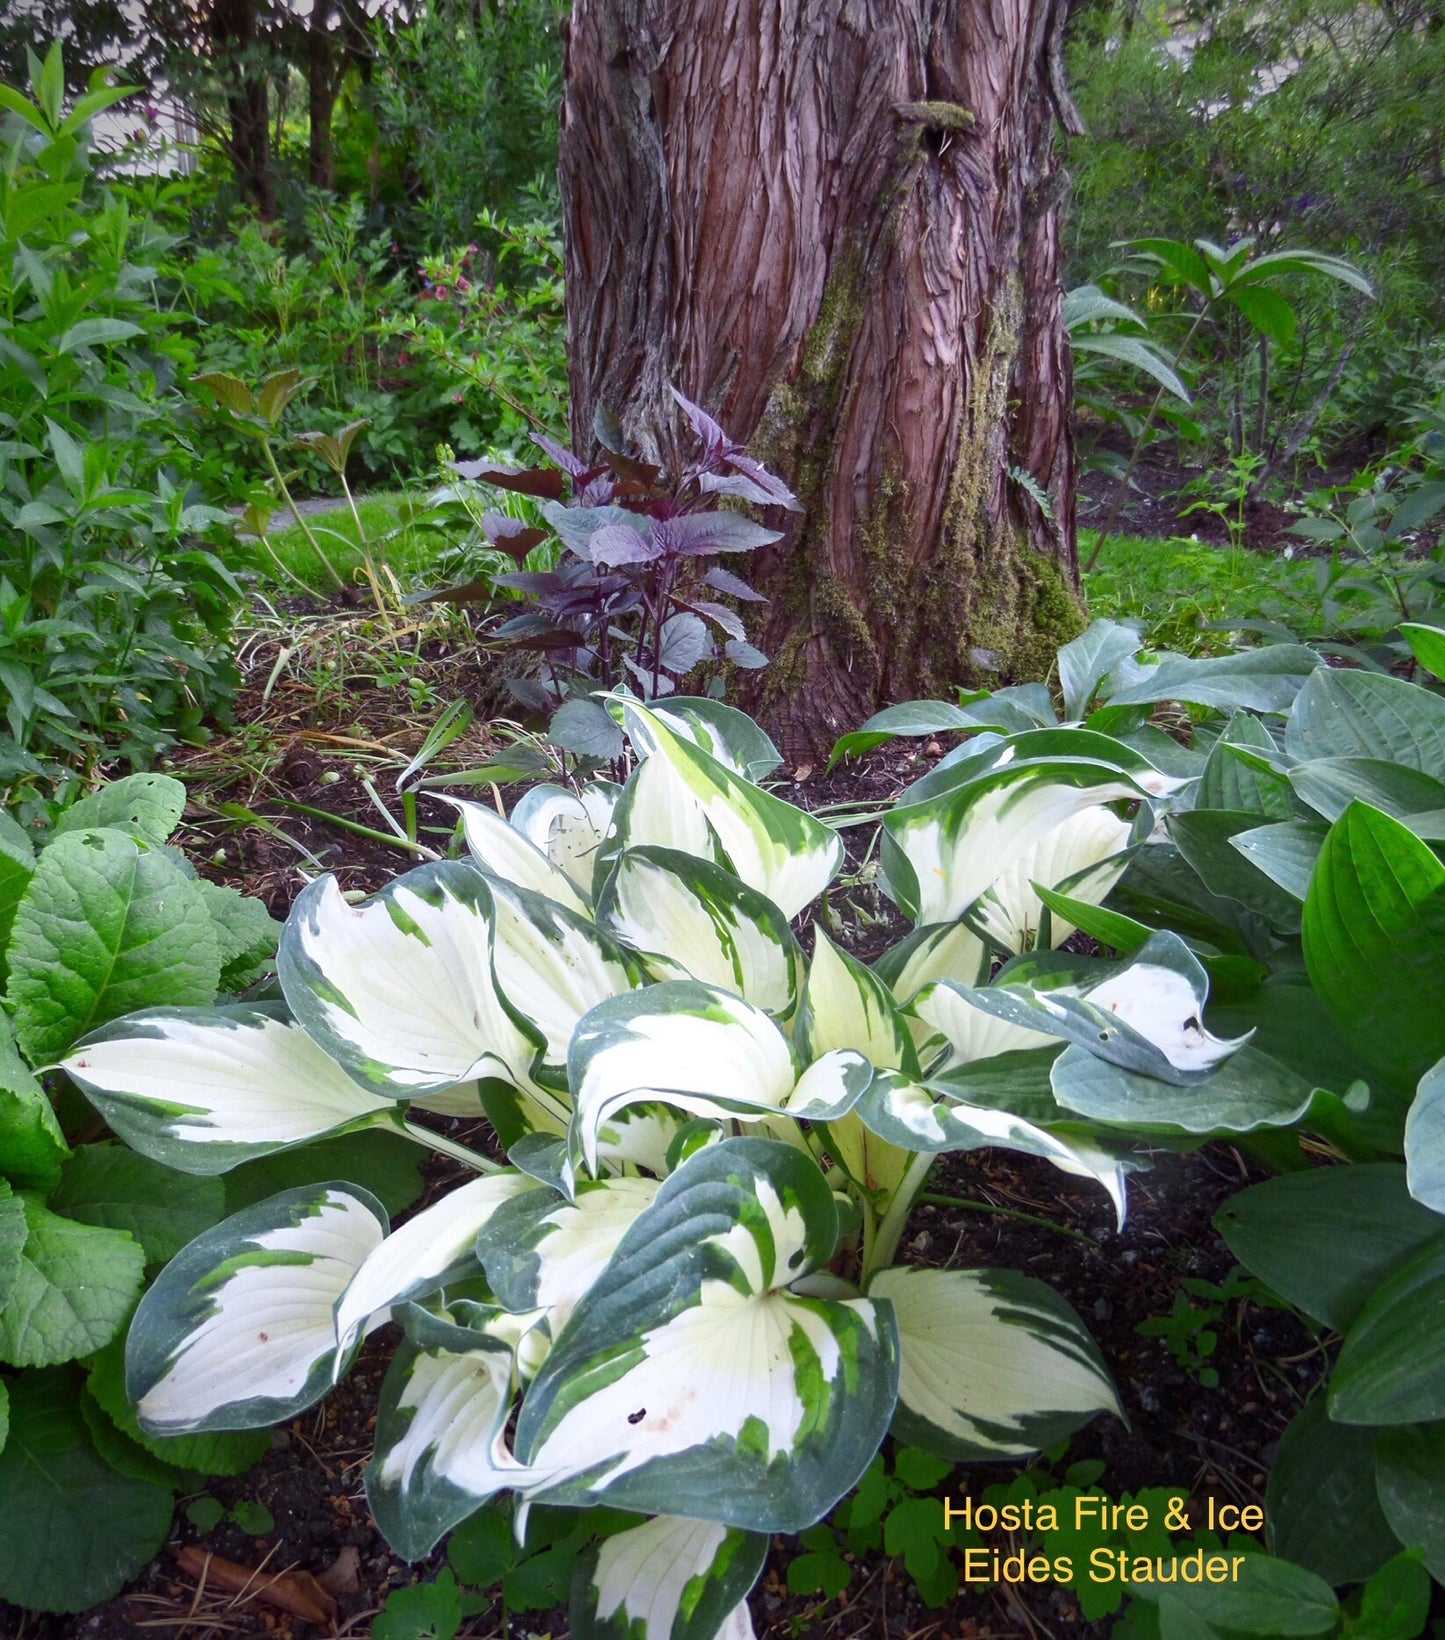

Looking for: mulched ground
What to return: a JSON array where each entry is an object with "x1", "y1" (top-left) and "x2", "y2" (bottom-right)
[{"x1": 4, "y1": 598, "x2": 1337, "y2": 1640}]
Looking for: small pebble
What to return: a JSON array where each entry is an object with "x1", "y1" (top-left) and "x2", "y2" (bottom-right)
[
  {"x1": 1137, "y1": 1385, "x2": 1161, "y2": 1412},
  {"x1": 1093, "y1": 1297, "x2": 1112, "y2": 1321}
]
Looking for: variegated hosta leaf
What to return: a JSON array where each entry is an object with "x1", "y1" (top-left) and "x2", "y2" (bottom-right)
[
  {"x1": 880, "y1": 757, "x2": 1149, "y2": 926},
  {"x1": 595, "y1": 1104, "x2": 705, "y2": 1177},
  {"x1": 968, "y1": 807, "x2": 1133, "y2": 954},
  {"x1": 510, "y1": 781, "x2": 620, "y2": 900},
  {"x1": 444, "y1": 795, "x2": 591, "y2": 914},
  {"x1": 614, "y1": 693, "x2": 784, "y2": 784},
  {"x1": 903, "y1": 980, "x2": 1056, "y2": 1074},
  {"x1": 514, "y1": 1138, "x2": 899, "y2": 1530},
  {"x1": 127, "y1": 1183, "x2": 388, "y2": 1434},
  {"x1": 278, "y1": 865, "x2": 538, "y2": 1098},
  {"x1": 796, "y1": 929, "x2": 917, "y2": 1074},
  {"x1": 608, "y1": 703, "x2": 843, "y2": 919},
  {"x1": 572, "y1": 1513, "x2": 767, "y2": 1640},
  {"x1": 333, "y1": 1171, "x2": 536, "y2": 1360},
  {"x1": 62, "y1": 1006, "x2": 401, "y2": 1174},
  {"x1": 962, "y1": 931, "x2": 1250, "y2": 1086},
  {"x1": 368, "y1": 1304, "x2": 526, "y2": 1560},
  {"x1": 595, "y1": 845, "x2": 803, "y2": 1016},
  {"x1": 409, "y1": 1080, "x2": 486, "y2": 1117},
  {"x1": 487, "y1": 877, "x2": 641, "y2": 1087},
  {"x1": 855, "y1": 1068, "x2": 1129, "y2": 1226},
  {"x1": 566, "y1": 983, "x2": 870, "y2": 1181},
  {"x1": 478, "y1": 1176, "x2": 663, "y2": 1336},
  {"x1": 874, "y1": 919, "x2": 990, "y2": 1007},
  {"x1": 867, "y1": 1266, "x2": 1122, "y2": 1459}
]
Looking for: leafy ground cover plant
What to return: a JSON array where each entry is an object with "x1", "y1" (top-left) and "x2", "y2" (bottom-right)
[
  {"x1": 56, "y1": 689, "x2": 1266, "y2": 1638},
  {"x1": 0, "y1": 48, "x2": 248, "y2": 812}
]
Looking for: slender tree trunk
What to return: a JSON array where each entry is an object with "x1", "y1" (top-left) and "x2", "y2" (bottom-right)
[
  {"x1": 307, "y1": 10, "x2": 339, "y2": 191},
  {"x1": 560, "y1": 0, "x2": 1086, "y2": 758},
  {"x1": 211, "y1": 0, "x2": 275, "y2": 217}
]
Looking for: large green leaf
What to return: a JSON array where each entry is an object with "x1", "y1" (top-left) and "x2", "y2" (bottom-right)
[
  {"x1": 1285, "y1": 669, "x2": 1445, "y2": 777},
  {"x1": 1169, "y1": 808, "x2": 1302, "y2": 932},
  {"x1": 0, "y1": 1197, "x2": 144, "y2": 1367},
  {"x1": 1196, "y1": 717, "x2": 1293, "y2": 818},
  {"x1": 571, "y1": 1514, "x2": 766, "y2": 1640},
  {"x1": 6, "y1": 829, "x2": 221, "y2": 1065},
  {"x1": 1330, "y1": 1238, "x2": 1445, "y2": 1425},
  {"x1": 221, "y1": 1128, "x2": 426, "y2": 1217},
  {"x1": 1302, "y1": 801, "x2": 1445, "y2": 1091},
  {"x1": 0, "y1": 1010, "x2": 68, "y2": 1188},
  {"x1": 0, "y1": 1181, "x2": 26, "y2": 1312},
  {"x1": 0, "y1": 1368, "x2": 173, "y2": 1613},
  {"x1": 198, "y1": 880, "x2": 280, "y2": 992},
  {"x1": 1265, "y1": 1396, "x2": 1400, "y2": 1585},
  {"x1": 1050, "y1": 1044, "x2": 1315, "y2": 1135},
  {"x1": 595, "y1": 846, "x2": 802, "y2": 1017},
  {"x1": 1227, "y1": 821, "x2": 1326, "y2": 902},
  {"x1": 63, "y1": 1005, "x2": 405, "y2": 1173},
  {"x1": 1290, "y1": 757, "x2": 1445, "y2": 827},
  {"x1": 514, "y1": 1138, "x2": 898, "y2": 1530},
  {"x1": 1405, "y1": 1056, "x2": 1445, "y2": 1213},
  {"x1": 1216, "y1": 1165, "x2": 1444, "y2": 1332},
  {"x1": 51, "y1": 773, "x2": 186, "y2": 845},
  {"x1": 1130, "y1": 1552, "x2": 1337, "y2": 1635},
  {"x1": 0, "y1": 807, "x2": 35, "y2": 984},
  {"x1": 1375, "y1": 1423, "x2": 1445, "y2": 1582},
  {"x1": 48, "y1": 1143, "x2": 224, "y2": 1266},
  {"x1": 126, "y1": 1183, "x2": 388, "y2": 1434},
  {"x1": 1102, "y1": 645, "x2": 1319, "y2": 714}
]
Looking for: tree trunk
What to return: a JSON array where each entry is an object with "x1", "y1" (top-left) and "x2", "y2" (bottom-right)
[
  {"x1": 560, "y1": 0, "x2": 1087, "y2": 758},
  {"x1": 307, "y1": 8, "x2": 338, "y2": 191},
  {"x1": 211, "y1": 0, "x2": 275, "y2": 217}
]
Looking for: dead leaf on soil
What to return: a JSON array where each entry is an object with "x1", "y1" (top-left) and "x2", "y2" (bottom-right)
[
  {"x1": 171, "y1": 1545, "x2": 338, "y2": 1627},
  {"x1": 316, "y1": 1545, "x2": 361, "y2": 1598}
]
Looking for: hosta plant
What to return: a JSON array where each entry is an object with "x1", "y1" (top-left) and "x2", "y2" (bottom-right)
[{"x1": 53, "y1": 691, "x2": 1278, "y2": 1639}]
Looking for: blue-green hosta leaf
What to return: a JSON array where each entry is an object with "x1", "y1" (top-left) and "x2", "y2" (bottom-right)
[
  {"x1": 969, "y1": 807, "x2": 1134, "y2": 954},
  {"x1": 854, "y1": 1068, "x2": 1129, "y2": 1225},
  {"x1": 334, "y1": 1171, "x2": 536, "y2": 1360},
  {"x1": 873, "y1": 920, "x2": 990, "y2": 1005},
  {"x1": 0, "y1": 1197, "x2": 145, "y2": 1367},
  {"x1": 6, "y1": 828, "x2": 222, "y2": 1066},
  {"x1": 511, "y1": 782, "x2": 621, "y2": 900},
  {"x1": 595, "y1": 846, "x2": 803, "y2": 1016},
  {"x1": 572, "y1": 1513, "x2": 767, "y2": 1640},
  {"x1": 903, "y1": 980, "x2": 1055, "y2": 1073},
  {"x1": 368, "y1": 1304, "x2": 525, "y2": 1560},
  {"x1": 62, "y1": 1006, "x2": 403, "y2": 1173},
  {"x1": 1302, "y1": 801, "x2": 1445, "y2": 1091},
  {"x1": 880, "y1": 756, "x2": 1151, "y2": 926},
  {"x1": 867, "y1": 1266, "x2": 1121, "y2": 1459},
  {"x1": 126, "y1": 1183, "x2": 388, "y2": 1434},
  {"x1": 796, "y1": 929, "x2": 916, "y2": 1073},
  {"x1": 478, "y1": 1176, "x2": 663, "y2": 1336},
  {"x1": 1196, "y1": 715, "x2": 1293, "y2": 819},
  {"x1": 1103, "y1": 644, "x2": 1320, "y2": 714},
  {"x1": 487, "y1": 877, "x2": 641, "y2": 1088},
  {"x1": 1058, "y1": 620, "x2": 1144, "y2": 721},
  {"x1": 618, "y1": 694, "x2": 784, "y2": 783},
  {"x1": 1228, "y1": 821, "x2": 1326, "y2": 901},
  {"x1": 1376, "y1": 1424, "x2": 1445, "y2": 1584},
  {"x1": 1286, "y1": 668, "x2": 1445, "y2": 777},
  {"x1": 608, "y1": 703, "x2": 843, "y2": 919},
  {"x1": 1329, "y1": 1237, "x2": 1445, "y2": 1425},
  {"x1": 1289, "y1": 757, "x2": 1445, "y2": 826},
  {"x1": 279, "y1": 865, "x2": 539, "y2": 1098},
  {"x1": 566, "y1": 983, "x2": 870, "y2": 1181},
  {"x1": 446, "y1": 796, "x2": 591, "y2": 914},
  {"x1": 1406, "y1": 1057, "x2": 1445, "y2": 1213},
  {"x1": 963, "y1": 932, "x2": 1250, "y2": 1085},
  {"x1": 1050, "y1": 1044, "x2": 1317, "y2": 1135},
  {"x1": 514, "y1": 1138, "x2": 898, "y2": 1530}
]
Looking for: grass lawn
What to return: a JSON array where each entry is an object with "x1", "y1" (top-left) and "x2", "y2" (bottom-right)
[{"x1": 265, "y1": 490, "x2": 451, "y2": 591}]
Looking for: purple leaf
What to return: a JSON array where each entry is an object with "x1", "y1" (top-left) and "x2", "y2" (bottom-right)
[
  {"x1": 684, "y1": 599, "x2": 747, "y2": 640},
  {"x1": 623, "y1": 653, "x2": 674, "y2": 697},
  {"x1": 541, "y1": 500, "x2": 647, "y2": 559},
  {"x1": 492, "y1": 571, "x2": 566, "y2": 594},
  {"x1": 669, "y1": 386, "x2": 727, "y2": 457},
  {"x1": 722, "y1": 452, "x2": 802, "y2": 512},
  {"x1": 588, "y1": 523, "x2": 660, "y2": 567},
  {"x1": 723, "y1": 638, "x2": 769, "y2": 669},
  {"x1": 530, "y1": 431, "x2": 590, "y2": 477},
  {"x1": 697, "y1": 470, "x2": 784, "y2": 508},
  {"x1": 481, "y1": 512, "x2": 548, "y2": 562},
  {"x1": 401, "y1": 577, "x2": 493, "y2": 606},
  {"x1": 656, "y1": 612, "x2": 715, "y2": 673},
  {"x1": 671, "y1": 513, "x2": 782, "y2": 555},
  {"x1": 449, "y1": 459, "x2": 567, "y2": 500},
  {"x1": 702, "y1": 565, "x2": 768, "y2": 602}
]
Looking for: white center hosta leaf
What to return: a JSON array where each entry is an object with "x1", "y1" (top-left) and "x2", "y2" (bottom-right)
[
  {"x1": 444, "y1": 795, "x2": 591, "y2": 914},
  {"x1": 409, "y1": 1080, "x2": 485, "y2": 1117},
  {"x1": 333, "y1": 1171, "x2": 536, "y2": 1361},
  {"x1": 487, "y1": 878, "x2": 640, "y2": 1084},
  {"x1": 514, "y1": 1139, "x2": 898, "y2": 1531},
  {"x1": 867, "y1": 1266, "x2": 1122, "y2": 1459},
  {"x1": 62, "y1": 1006, "x2": 401, "y2": 1174},
  {"x1": 510, "y1": 782, "x2": 620, "y2": 899},
  {"x1": 576, "y1": 1513, "x2": 767, "y2": 1640},
  {"x1": 479, "y1": 1177, "x2": 663, "y2": 1338},
  {"x1": 595, "y1": 846, "x2": 803, "y2": 1017},
  {"x1": 904, "y1": 982, "x2": 1055, "y2": 1073},
  {"x1": 855, "y1": 1068, "x2": 1129, "y2": 1227},
  {"x1": 797, "y1": 930, "x2": 915, "y2": 1073},
  {"x1": 127, "y1": 1184, "x2": 388, "y2": 1434},
  {"x1": 610, "y1": 704, "x2": 843, "y2": 919},
  {"x1": 875, "y1": 920, "x2": 990, "y2": 1006},
  {"x1": 617, "y1": 693, "x2": 783, "y2": 783},
  {"x1": 368, "y1": 1306, "x2": 530, "y2": 1561},
  {"x1": 969, "y1": 807, "x2": 1132, "y2": 954},
  {"x1": 881, "y1": 759, "x2": 1146, "y2": 926},
  {"x1": 279, "y1": 865, "x2": 537, "y2": 1096},
  {"x1": 567, "y1": 985, "x2": 866, "y2": 1183}
]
